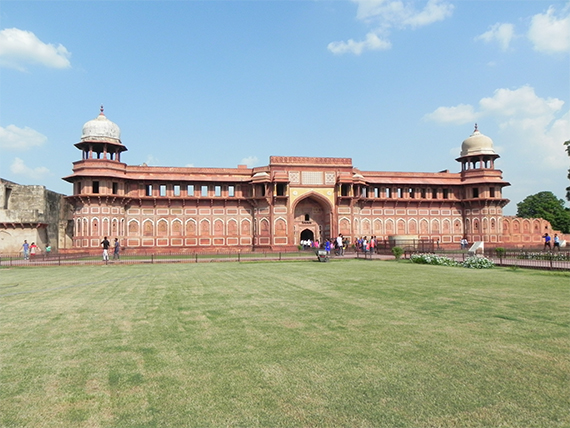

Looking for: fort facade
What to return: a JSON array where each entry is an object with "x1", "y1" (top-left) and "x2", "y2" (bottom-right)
[{"x1": 61, "y1": 108, "x2": 518, "y2": 252}]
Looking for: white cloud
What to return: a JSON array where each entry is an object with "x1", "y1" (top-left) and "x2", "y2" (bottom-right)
[
  {"x1": 0, "y1": 125, "x2": 47, "y2": 150},
  {"x1": 355, "y1": 0, "x2": 453, "y2": 28},
  {"x1": 475, "y1": 23, "x2": 515, "y2": 51},
  {"x1": 401, "y1": 0, "x2": 455, "y2": 28},
  {"x1": 241, "y1": 156, "x2": 259, "y2": 167},
  {"x1": 478, "y1": 86, "x2": 564, "y2": 119},
  {"x1": 329, "y1": 0, "x2": 453, "y2": 55},
  {"x1": 528, "y1": 6, "x2": 570, "y2": 53},
  {"x1": 328, "y1": 32, "x2": 391, "y2": 55},
  {"x1": 10, "y1": 158, "x2": 50, "y2": 180},
  {"x1": 425, "y1": 85, "x2": 570, "y2": 169},
  {"x1": 0, "y1": 28, "x2": 71, "y2": 71},
  {"x1": 144, "y1": 155, "x2": 159, "y2": 165},
  {"x1": 423, "y1": 104, "x2": 478, "y2": 124}
]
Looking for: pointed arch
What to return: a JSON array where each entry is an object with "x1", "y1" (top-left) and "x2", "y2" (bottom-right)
[
  {"x1": 228, "y1": 218, "x2": 238, "y2": 235},
  {"x1": 397, "y1": 219, "x2": 406, "y2": 234},
  {"x1": 91, "y1": 217, "x2": 99, "y2": 236},
  {"x1": 259, "y1": 218, "x2": 270, "y2": 236},
  {"x1": 454, "y1": 219, "x2": 462, "y2": 234},
  {"x1": 241, "y1": 218, "x2": 252, "y2": 236},
  {"x1": 291, "y1": 191, "x2": 333, "y2": 214},
  {"x1": 200, "y1": 219, "x2": 211, "y2": 236},
  {"x1": 128, "y1": 219, "x2": 139, "y2": 236},
  {"x1": 408, "y1": 218, "x2": 417, "y2": 234},
  {"x1": 186, "y1": 219, "x2": 197, "y2": 236},
  {"x1": 213, "y1": 218, "x2": 224, "y2": 236},
  {"x1": 431, "y1": 219, "x2": 440, "y2": 233},
  {"x1": 172, "y1": 219, "x2": 182, "y2": 236},
  {"x1": 102, "y1": 217, "x2": 109, "y2": 236},
  {"x1": 362, "y1": 218, "x2": 371, "y2": 235},
  {"x1": 274, "y1": 217, "x2": 287, "y2": 236},
  {"x1": 143, "y1": 219, "x2": 154, "y2": 236},
  {"x1": 339, "y1": 217, "x2": 351, "y2": 235},
  {"x1": 157, "y1": 219, "x2": 168, "y2": 236},
  {"x1": 373, "y1": 219, "x2": 383, "y2": 235}
]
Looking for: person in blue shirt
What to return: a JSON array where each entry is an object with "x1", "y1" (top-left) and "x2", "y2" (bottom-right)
[
  {"x1": 21, "y1": 240, "x2": 29, "y2": 260},
  {"x1": 553, "y1": 234, "x2": 560, "y2": 251},
  {"x1": 543, "y1": 233, "x2": 551, "y2": 250}
]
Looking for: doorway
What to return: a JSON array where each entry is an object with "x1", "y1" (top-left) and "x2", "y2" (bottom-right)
[{"x1": 300, "y1": 228, "x2": 314, "y2": 242}]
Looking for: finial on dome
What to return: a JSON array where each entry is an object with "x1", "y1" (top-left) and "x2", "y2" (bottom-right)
[
  {"x1": 99, "y1": 105, "x2": 105, "y2": 116},
  {"x1": 474, "y1": 123, "x2": 478, "y2": 133}
]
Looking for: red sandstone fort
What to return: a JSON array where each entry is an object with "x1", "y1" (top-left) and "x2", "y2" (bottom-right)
[{"x1": 0, "y1": 108, "x2": 566, "y2": 253}]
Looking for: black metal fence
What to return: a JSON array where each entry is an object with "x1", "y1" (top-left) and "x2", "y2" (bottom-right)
[
  {"x1": 404, "y1": 248, "x2": 570, "y2": 271},
  {"x1": 0, "y1": 249, "x2": 326, "y2": 267}
]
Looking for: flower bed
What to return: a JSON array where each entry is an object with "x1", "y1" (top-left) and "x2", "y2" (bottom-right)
[{"x1": 410, "y1": 253, "x2": 494, "y2": 269}]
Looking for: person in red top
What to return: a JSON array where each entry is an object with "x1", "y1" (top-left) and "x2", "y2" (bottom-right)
[{"x1": 29, "y1": 242, "x2": 40, "y2": 257}]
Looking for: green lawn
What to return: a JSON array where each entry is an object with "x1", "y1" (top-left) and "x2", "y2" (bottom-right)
[{"x1": 0, "y1": 260, "x2": 568, "y2": 427}]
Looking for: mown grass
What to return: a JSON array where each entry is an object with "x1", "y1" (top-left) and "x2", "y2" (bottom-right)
[{"x1": 0, "y1": 260, "x2": 568, "y2": 427}]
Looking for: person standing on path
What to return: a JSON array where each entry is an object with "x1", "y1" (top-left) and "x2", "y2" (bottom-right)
[
  {"x1": 113, "y1": 238, "x2": 120, "y2": 260},
  {"x1": 553, "y1": 234, "x2": 560, "y2": 251},
  {"x1": 543, "y1": 233, "x2": 551, "y2": 251},
  {"x1": 101, "y1": 236, "x2": 110, "y2": 261},
  {"x1": 30, "y1": 242, "x2": 40, "y2": 258},
  {"x1": 21, "y1": 240, "x2": 29, "y2": 260},
  {"x1": 336, "y1": 234, "x2": 344, "y2": 256}
]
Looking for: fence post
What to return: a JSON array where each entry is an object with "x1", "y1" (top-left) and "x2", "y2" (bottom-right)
[
  {"x1": 195, "y1": 253, "x2": 198, "y2": 263},
  {"x1": 279, "y1": 252, "x2": 281, "y2": 261},
  {"x1": 238, "y1": 252, "x2": 240, "y2": 262},
  {"x1": 151, "y1": 254, "x2": 154, "y2": 264},
  {"x1": 58, "y1": 254, "x2": 61, "y2": 266}
]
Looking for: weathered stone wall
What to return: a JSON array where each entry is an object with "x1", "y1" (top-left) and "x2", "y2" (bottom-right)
[{"x1": 0, "y1": 179, "x2": 73, "y2": 254}]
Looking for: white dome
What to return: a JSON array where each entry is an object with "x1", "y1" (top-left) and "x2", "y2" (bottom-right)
[
  {"x1": 81, "y1": 107, "x2": 121, "y2": 143},
  {"x1": 460, "y1": 125, "x2": 495, "y2": 156}
]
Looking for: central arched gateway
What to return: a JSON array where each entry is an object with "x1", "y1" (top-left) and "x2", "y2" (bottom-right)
[{"x1": 293, "y1": 194, "x2": 332, "y2": 245}]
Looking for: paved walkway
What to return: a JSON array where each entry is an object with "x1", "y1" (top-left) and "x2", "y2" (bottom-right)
[{"x1": 1, "y1": 252, "x2": 568, "y2": 271}]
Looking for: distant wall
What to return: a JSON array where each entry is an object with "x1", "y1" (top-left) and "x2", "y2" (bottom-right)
[
  {"x1": 502, "y1": 216, "x2": 568, "y2": 248},
  {"x1": 0, "y1": 179, "x2": 73, "y2": 254}
]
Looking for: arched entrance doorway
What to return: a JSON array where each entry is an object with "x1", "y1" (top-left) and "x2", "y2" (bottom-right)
[
  {"x1": 300, "y1": 228, "x2": 314, "y2": 242},
  {"x1": 293, "y1": 194, "x2": 332, "y2": 246}
]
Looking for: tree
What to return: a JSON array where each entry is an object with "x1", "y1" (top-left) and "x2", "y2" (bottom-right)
[
  {"x1": 564, "y1": 140, "x2": 570, "y2": 201},
  {"x1": 516, "y1": 191, "x2": 570, "y2": 233}
]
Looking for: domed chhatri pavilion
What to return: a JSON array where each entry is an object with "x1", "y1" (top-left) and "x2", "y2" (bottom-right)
[{"x1": 63, "y1": 108, "x2": 514, "y2": 252}]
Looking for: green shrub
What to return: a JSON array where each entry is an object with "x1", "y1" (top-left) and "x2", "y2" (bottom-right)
[
  {"x1": 462, "y1": 256, "x2": 495, "y2": 269},
  {"x1": 495, "y1": 247, "x2": 506, "y2": 258},
  {"x1": 391, "y1": 246, "x2": 404, "y2": 260}
]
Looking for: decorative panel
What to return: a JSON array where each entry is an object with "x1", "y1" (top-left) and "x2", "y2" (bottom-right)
[
  {"x1": 288, "y1": 171, "x2": 300, "y2": 184},
  {"x1": 301, "y1": 171, "x2": 323, "y2": 185}
]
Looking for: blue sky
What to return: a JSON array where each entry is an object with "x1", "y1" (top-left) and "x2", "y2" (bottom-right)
[{"x1": 1, "y1": 0, "x2": 568, "y2": 215}]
